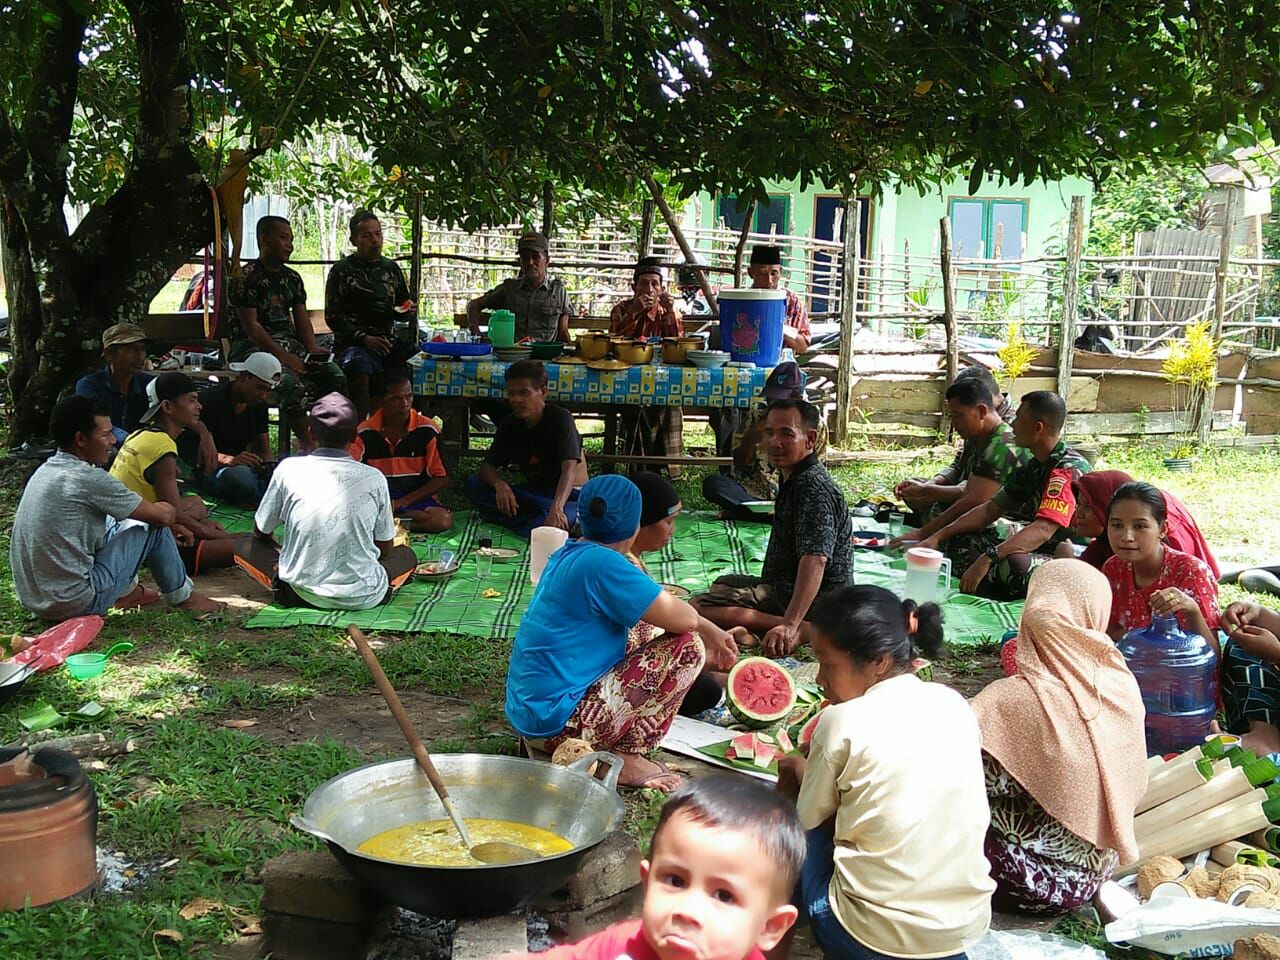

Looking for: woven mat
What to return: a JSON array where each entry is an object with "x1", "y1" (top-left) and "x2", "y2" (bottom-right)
[{"x1": 213, "y1": 503, "x2": 1022, "y2": 644}]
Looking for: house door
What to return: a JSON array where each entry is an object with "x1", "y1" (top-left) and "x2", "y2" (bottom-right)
[{"x1": 812, "y1": 195, "x2": 871, "y2": 314}]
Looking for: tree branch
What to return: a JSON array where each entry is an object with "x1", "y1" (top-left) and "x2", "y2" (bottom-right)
[{"x1": 22, "y1": 1, "x2": 87, "y2": 208}]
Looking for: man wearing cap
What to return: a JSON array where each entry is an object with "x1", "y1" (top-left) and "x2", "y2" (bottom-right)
[
  {"x1": 465, "y1": 232, "x2": 573, "y2": 343},
  {"x1": 235, "y1": 393, "x2": 418, "y2": 610},
  {"x1": 702, "y1": 361, "x2": 827, "y2": 521},
  {"x1": 464, "y1": 359, "x2": 587, "y2": 537},
  {"x1": 10, "y1": 394, "x2": 225, "y2": 621},
  {"x1": 229, "y1": 215, "x2": 346, "y2": 450},
  {"x1": 74, "y1": 323, "x2": 155, "y2": 443},
  {"x1": 176, "y1": 353, "x2": 281, "y2": 507},
  {"x1": 609, "y1": 257, "x2": 685, "y2": 473},
  {"x1": 747, "y1": 245, "x2": 811, "y2": 353},
  {"x1": 111, "y1": 372, "x2": 245, "y2": 573},
  {"x1": 325, "y1": 210, "x2": 418, "y2": 419},
  {"x1": 350, "y1": 372, "x2": 453, "y2": 533},
  {"x1": 695, "y1": 399, "x2": 853, "y2": 658}
]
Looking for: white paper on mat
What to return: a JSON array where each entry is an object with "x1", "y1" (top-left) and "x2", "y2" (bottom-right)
[{"x1": 661, "y1": 715, "x2": 778, "y2": 783}]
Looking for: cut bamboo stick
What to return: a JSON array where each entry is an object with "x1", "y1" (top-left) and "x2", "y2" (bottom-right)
[
  {"x1": 1139, "y1": 756, "x2": 1220, "y2": 813},
  {"x1": 1135, "y1": 761, "x2": 1261, "y2": 843},
  {"x1": 1211, "y1": 841, "x2": 1276, "y2": 869},
  {"x1": 1123, "y1": 788, "x2": 1280, "y2": 876},
  {"x1": 1250, "y1": 828, "x2": 1280, "y2": 854},
  {"x1": 1147, "y1": 755, "x2": 1168, "y2": 775}
]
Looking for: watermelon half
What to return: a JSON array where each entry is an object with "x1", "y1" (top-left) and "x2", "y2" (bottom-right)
[{"x1": 726, "y1": 657, "x2": 796, "y2": 729}]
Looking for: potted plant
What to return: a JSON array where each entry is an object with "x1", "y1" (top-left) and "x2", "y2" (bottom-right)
[{"x1": 1160, "y1": 320, "x2": 1218, "y2": 471}]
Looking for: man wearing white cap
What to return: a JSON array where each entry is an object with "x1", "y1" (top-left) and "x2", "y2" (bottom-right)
[{"x1": 177, "y1": 352, "x2": 281, "y2": 507}]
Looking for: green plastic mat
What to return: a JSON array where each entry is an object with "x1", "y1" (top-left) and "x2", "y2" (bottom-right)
[
  {"x1": 219, "y1": 503, "x2": 1020, "y2": 644},
  {"x1": 239, "y1": 510, "x2": 770, "y2": 636}
]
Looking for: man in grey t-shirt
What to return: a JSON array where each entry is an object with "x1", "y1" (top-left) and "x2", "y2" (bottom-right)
[
  {"x1": 465, "y1": 232, "x2": 573, "y2": 342},
  {"x1": 10, "y1": 396, "x2": 224, "y2": 621}
]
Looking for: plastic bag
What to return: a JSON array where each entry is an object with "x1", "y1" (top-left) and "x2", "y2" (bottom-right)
[
  {"x1": 5, "y1": 616, "x2": 104, "y2": 671},
  {"x1": 1105, "y1": 897, "x2": 1280, "y2": 956},
  {"x1": 967, "y1": 930, "x2": 1109, "y2": 960}
]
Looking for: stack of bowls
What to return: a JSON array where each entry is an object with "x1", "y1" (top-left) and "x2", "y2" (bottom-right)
[
  {"x1": 494, "y1": 345, "x2": 533, "y2": 363},
  {"x1": 686, "y1": 349, "x2": 732, "y2": 369}
]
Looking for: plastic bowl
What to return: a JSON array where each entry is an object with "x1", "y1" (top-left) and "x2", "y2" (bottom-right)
[
  {"x1": 65, "y1": 641, "x2": 134, "y2": 681},
  {"x1": 529, "y1": 341, "x2": 566, "y2": 360}
]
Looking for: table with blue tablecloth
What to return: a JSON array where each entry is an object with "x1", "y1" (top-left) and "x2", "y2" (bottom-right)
[{"x1": 411, "y1": 357, "x2": 772, "y2": 468}]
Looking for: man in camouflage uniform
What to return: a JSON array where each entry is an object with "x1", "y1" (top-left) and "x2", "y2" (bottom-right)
[
  {"x1": 917, "y1": 390, "x2": 1091, "y2": 600},
  {"x1": 326, "y1": 210, "x2": 418, "y2": 418},
  {"x1": 228, "y1": 215, "x2": 346, "y2": 451},
  {"x1": 890, "y1": 376, "x2": 1027, "y2": 567}
]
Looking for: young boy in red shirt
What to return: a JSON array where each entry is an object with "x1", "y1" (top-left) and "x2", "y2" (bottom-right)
[{"x1": 516, "y1": 777, "x2": 803, "y2": 960}]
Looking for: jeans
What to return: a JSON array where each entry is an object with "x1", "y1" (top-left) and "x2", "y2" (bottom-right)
[
  {"x1": 702, "y1": 473, "x2": 773, "y2": 523},
  {"x1": 87, "y1": 518, "x2": 193, "y2": 615},
  {"x1": 463, "y1": 474, "x2": 579, "y2": 538},
  {"x1": 203, "y1": 465, "x2": 265, "y2": 506},
  {"x1": 798, "y1": 825, "x2": 968, "y2": 960}
]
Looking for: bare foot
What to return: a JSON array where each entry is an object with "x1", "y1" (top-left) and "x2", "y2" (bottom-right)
[
  {"x1": 114, "y1": 584, "x2": 161, "y2": 610},
  {"x1": 617, "y1": 753, "x2": 682, "y2": 793},
  {"x1": 174, "y1": 592, "x2": 225, "y2": 619}
]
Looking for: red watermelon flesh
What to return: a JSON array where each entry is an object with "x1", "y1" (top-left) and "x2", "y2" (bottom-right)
[
  {"x1": 752, "y1": 744, "x2": 779, "y2": 768},
  {"x1": 727, "y1": 657, "x2": 797, "y2": 728},
  {"x1": 727, "y1": 732, "x2": 757, "y2": 762},
  {"x1": 776, "y1": 729, "x2": 795, "y2": 753},
  {"x1": 795, "y1": 711, "x2": 825, "y2": 752}
]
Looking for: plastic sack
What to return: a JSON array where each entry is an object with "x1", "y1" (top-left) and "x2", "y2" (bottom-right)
[
  {"x1": 967, "y1": 930, "x2": 1108, "y2": 960},
  {"x1": 1105, "y1": 897, "x2": 1280, "y2": 957},
  {"x1": 5, "y1": 616, "x2": 104, "y2": 671}
]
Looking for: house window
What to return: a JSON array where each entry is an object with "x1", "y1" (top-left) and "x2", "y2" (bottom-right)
[
  {"x1": 947, "y1": 198, "x2": 1027, "y2": 259},
  {"x1": 717, "y1": 194, "x2": 791, "y2": 236}
]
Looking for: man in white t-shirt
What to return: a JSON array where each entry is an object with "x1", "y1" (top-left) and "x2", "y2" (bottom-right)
[{"x1": 234, "y1": 392, "x2": 417, "y2": 610}]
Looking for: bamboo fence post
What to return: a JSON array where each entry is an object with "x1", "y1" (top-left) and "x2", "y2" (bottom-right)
[
  {"x1": 835, "y1": 195, "x2": 860, "y2": 443},
  {"x1": 637, "y1": 198, "x2": 655, "y2": 258},
  {"x1": 410, "y1": 191, "x2": 424, "y2": 303},
  {"x1": 939, "y1": 217, "x2": 959, "y2": 386},
  {"x1": 1056, "y1": 195, "x2": 1086, "y2": 398},
  {"x1": 645, "y1": 173, "x2": 717, "y2": 317},
  {"x1": 542, "y1": 180, "x2": 555, "y2": 238},
  {"x1": 1200, "y1": 189, "x2": 1239, "y2": 442},
  {"x1": 733, "y1": 199, "x2": 757, "y2": 287}
]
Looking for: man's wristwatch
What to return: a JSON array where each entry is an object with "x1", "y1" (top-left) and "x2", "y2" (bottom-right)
[{"x1": 984, "y1": 544, "x2": 1002, "y2": 562}]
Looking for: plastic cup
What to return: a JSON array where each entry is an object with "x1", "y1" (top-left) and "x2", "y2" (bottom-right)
[
  {"x1": 889, "y1": 512, "x2": 905, "y2": 537},
  {"x1": 476, "y1": 552, "x2": 493, "y2": 579},
  {"x1": 189, "y1": 352, "x2": 204, "y2": 372}
]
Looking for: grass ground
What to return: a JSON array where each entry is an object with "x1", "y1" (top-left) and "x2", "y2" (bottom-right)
[{"x1": 0, "y1": 441, "x2": 1278, "y2": 957}]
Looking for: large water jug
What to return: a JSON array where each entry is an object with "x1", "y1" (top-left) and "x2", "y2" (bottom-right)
[
  {"x1": 1118, "y1": 613, "x2": 1218, "y2": 755},
  {"x1": 903, "y1": 547, "x2": 951, "y2": 604},
  {"x1": 529, "y1": 526, "x2": 569, "y2": 585}
]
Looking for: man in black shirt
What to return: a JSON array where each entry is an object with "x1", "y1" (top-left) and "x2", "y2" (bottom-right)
[
  {"x1": 463, "y1": 360, "x2": 588, "y2": 537},
  {"x1": 177, "y1": 353, "x2": 278, "y2": 507},
  {"x1": 695, "y1": 400, "x2": 853, "y2": 656}
]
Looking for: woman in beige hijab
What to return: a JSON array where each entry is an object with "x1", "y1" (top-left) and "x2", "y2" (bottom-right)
[{"x1": 971, "y1": 559, "x2": 1148, "y2": 914}]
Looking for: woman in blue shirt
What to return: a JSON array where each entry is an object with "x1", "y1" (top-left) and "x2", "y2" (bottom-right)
[{"x1": 506, "y1": 474, "x2": 711, "y2": 792}]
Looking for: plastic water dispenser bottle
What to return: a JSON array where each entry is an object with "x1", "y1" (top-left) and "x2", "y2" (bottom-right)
[{"x1": 1118, "y1": 613, "x2": 1218, "y2": 755}]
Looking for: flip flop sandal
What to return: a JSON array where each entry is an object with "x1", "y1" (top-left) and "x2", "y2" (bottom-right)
[
  {"x1": 622, "y1": 758, "x2": 682, "y2": 792},
  {"x1": 233, "y1": 555, "x2": 275, "y2": 591}
]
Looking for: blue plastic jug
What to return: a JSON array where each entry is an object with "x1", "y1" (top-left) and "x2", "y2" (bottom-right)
[{"x1": 1117, "y1": 613, "x2": 1218, "y2": 756}]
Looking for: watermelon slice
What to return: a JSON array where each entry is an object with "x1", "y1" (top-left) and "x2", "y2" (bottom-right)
[
  {"x1": 752, "y1": 745, "x2": 778, "y2": 768},
  {"x1": 726, "y1": 657, "x2": 797, "y2": 729},
  {"x1": 795, "y1": 711, "x2": 825, "y2": 752},
  {"x1": 728, "y1": 732, "x2": 757, "y2": 762},
  {"x1": 776, "y1": 728, "x2": 795, "y2": 754}
]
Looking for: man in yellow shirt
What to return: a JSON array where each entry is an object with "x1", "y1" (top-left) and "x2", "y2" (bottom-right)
[{"x1": 111, "y1": 373, "x2": 244, "y2": 572}]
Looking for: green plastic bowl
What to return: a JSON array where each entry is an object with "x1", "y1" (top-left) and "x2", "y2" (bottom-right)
[
  {"x1": 529, "y1": 341, "x2": 566, "y2": 360},
  {"x1": 65, "y1": 641, "x2": 134, "y2": 681}
]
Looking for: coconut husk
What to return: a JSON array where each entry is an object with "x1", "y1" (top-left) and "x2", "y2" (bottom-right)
[
  {"x1": 1216, "y1": 864, "x2": 1280, "y2": 904},
  {"x1": 1244, "y1": 892, "x2": 1280, "y2": 910},
  {"x1": 550, "y1": 738, "x2": 598, "y2": 776},
  {"x1": 1235, "y1": 936, "x2": 1280, "y2": 960},
  {"x1": 1183, "y1": 866, "x2": 1220, "y2": 899},
  {"x1": 1138, "y1": 856, "x2": 1186, "y2": 899}
]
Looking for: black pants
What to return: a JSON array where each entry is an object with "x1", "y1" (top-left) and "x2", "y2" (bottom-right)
[{"x1": 702, "y1": 473, "x2": 772, "y2": 523}]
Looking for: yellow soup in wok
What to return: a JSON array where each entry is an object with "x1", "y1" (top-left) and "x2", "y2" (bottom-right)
[{"x1": 356, "y1": 817, "x2": 573, "y2": 866}]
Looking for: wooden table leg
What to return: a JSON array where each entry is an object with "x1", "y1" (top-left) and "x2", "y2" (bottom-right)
[{"x1": 602, "y1": 410, "x2": 618, "y2": 474}]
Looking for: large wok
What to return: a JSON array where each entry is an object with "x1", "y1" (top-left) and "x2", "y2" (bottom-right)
[{"x1": 291, "y1": 751, "x2": 623, "y2": 918}]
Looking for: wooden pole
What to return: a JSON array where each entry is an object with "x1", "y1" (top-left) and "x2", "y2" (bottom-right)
[
  {"x1": 733, "y1": 198, "x2": 757, "y2": 287},
  {"x1": 410, "y1": 191, "x2": 424, "y2": 304},
  {"x1": 541, "y1": 181, "x2": 555, "y2": 238},
  {"x1": 1200, "y1": 188, "x2": 1238, "y2": 442},
  {"x1": 835, "y1": 196, "x2": 860, "y2": 443},
  {"x1": 637, "y1": 198, "x2": 655, "y2": 258},
  {"x1": 1056, "y1": 195, "x2": 1087, "y2": 397},
  {"x1": 939, "y1": 217, "x2": 959, "y2": 386},
  {"x1": 644, "y1": 173, "x2": 717, "y2": 317}
]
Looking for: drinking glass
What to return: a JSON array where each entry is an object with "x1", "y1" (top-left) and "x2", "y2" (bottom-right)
[
  {"x1": 189, "y1": 352, "x2": 204, "y2": 372},
  {"x1": 888, "y1": 512, "x2": 905, "y2": 537},
  {"x1": 475, "y1": 552, "x2": 493, "y2": 579}
]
